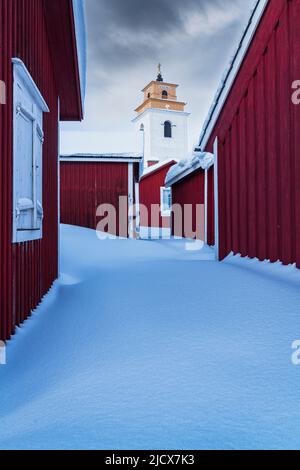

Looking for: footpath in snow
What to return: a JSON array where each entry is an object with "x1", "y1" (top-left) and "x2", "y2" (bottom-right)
[{"x1": 0, "y1": 224, "x2": 300, "y2": 450}]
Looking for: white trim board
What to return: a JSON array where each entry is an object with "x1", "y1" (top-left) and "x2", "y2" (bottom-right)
[
  {"x1": 135, "y1": 182, "x2": 140, "y2": 238},
  {"x1": 199, "y1": 0, "x2": 269, "y2": 150},
  {"x1": 12, "y1": 58, "x2": 49, "y2": 113},
  {"x1": 60, "y1": 157, "x2": 142, "y2": 163},
  {"x1": 213, "y1": 138, "x2": 219, "y2": 261},
  {"x1": 128, "y1": 162, "x2": 134, "y2": 239}
]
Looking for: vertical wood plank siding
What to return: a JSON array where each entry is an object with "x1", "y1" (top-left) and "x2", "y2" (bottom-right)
[
  {"x1": 206, "y1": 167, "x2": 215, "y2": 246},
  {"x1": 60, "y1": 162, "x2": 130, "y2": 236},
  {"x1": 171, "y1": 170, "x2": 205, "y2": 239},
  {"x1": 139, "y1": 163, "x2": 175, "y2": 229},
  {"x1": 0, "y1": 0, "x2": 59, "y2": 340},
  {"x1": 206, "y1": 0, "x2": 300, "y2": 266}
]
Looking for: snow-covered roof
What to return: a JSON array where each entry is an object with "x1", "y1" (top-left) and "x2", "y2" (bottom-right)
[
  {"x1": 60, "y1": 153, "x2": 143, "y2": 163},
  {"x1": 199, "y1": 0, "x2": 268, "y2": 150},
  {"x1": 72, "y1": 0, "x2": 87, "y2": 111},
  {"x1": 165, "y1": 149, "x2": 214, "y2": 187},
  {"x1": 141, "y1": 159, "x2": 179, "y2": 180}
]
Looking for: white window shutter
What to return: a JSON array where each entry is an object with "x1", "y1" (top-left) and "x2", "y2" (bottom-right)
[
  {"x1": 12, "y1": 59, "x2": 49, "y2": 243},
  {"x1": 15, "y1": 93, "x2": 35, "y2": 231},
  {"x1": 35, "y1": 121, "x2": 44, "y2": 230}
]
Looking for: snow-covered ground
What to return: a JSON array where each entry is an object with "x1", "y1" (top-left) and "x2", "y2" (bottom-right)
[{"x1": 1, "y1": 224, "x2": 300, "y2": 450}]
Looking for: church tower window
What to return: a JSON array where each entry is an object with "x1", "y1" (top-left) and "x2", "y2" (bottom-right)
[
  {"x1": 164, "y1": 121, "x2": 172, "y2": 138},
  {"x1": 133, "y1": 64, "x2": 189, "y2": 168}
]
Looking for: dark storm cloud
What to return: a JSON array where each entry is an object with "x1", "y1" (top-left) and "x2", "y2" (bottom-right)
[
  {"x1": 61, "y1": 0, "x2": 255, "y2": 153},
  {"x1": 96, "y1": 0, "x2": 183, "y2": 32},
  {"x1": 85, "y1": 0, "x2": 236, "y2": 82},
  {"x1": 90, "y1": 0, "x2": 219, "y2": 33}
]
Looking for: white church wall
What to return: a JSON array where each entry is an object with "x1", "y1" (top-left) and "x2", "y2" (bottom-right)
[{"x1": 134, "y1": 108, "x2": 190, "y2": 165}]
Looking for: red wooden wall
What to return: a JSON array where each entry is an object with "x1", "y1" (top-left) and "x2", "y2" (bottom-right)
[
  {"x1": 206, "y1": 0, "x2": 300, "y2": 266},
  {"x1": 60, "y1": 162, "x2": 132, "y2": 236},
  {"x1": 139, "y1": 162, "x2": 175, "y2": 229},
  {"x1": 0, "y1": 0, "x2": 59, "y2": 340},
  {"x1": 207, "y1": 166, "x2": 215, "y2": 246},
  {"x1": 171, "y1": 169, "x2": 205, "y2": 239}
]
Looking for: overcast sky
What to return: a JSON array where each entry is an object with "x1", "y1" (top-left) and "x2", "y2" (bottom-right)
[{"x1": 61, "y1": 0, "x2": 256, "y2": 154}]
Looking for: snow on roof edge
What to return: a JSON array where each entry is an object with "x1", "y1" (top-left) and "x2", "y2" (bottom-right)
[
  {"x1": 199, "y1": 0, "x2": 269, "y2": 150},
  {"x1": 165, "y1": 149, "x2": 214, "y2": 187},
  {"x1": 141, "y1": 159, "x2": 179, "y2": 179}
]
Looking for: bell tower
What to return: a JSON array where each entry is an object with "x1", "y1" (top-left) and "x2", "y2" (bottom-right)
[{"x1": 133, "y1": 65, "x2": 190, "y2": 168}]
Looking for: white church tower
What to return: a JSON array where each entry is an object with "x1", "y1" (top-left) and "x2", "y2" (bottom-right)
[{"x1": 133, "y1": 65, "x2": 190, "y2": 168}]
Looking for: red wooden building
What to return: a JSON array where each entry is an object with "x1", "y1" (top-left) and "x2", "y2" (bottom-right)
[
  {"x1": 139, "y1": 159, "x2": 177, "y2": 239},
  {"x1": 60, "y1": 154, "x2": 142, "y2": 238},
  {"x1": 201, "y1": 0, "x2": 300, "y2": 266},
  {"x1": 165, "y1": 152, "x2": 214, "y2": 240},
  {"x1": 0, "y1": 0, "x2": 86, "y2": 341}
]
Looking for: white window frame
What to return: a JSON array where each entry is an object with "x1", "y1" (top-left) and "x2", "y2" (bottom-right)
[
  {"x1": 160, "y1": 186, "x2": 172, "y2": 217},
  {"x1": 12, "y1": 58, "x2": 49, "y2": 243}
]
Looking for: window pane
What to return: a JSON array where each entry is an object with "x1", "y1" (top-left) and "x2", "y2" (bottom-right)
[
  {"x1": 164, "y1": 121, "x2": 172, "y2": 138},
  {"x1": 161, "y1": 188, "x2": 171, "y2": 212}
]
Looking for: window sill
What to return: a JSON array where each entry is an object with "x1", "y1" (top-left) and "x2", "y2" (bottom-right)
[
  {"x1": 13, "y1": 229, "x2": 43, "y2": 244},
  {"x1": 161, "y1": 211, "x2": 171, "y2": 217}
]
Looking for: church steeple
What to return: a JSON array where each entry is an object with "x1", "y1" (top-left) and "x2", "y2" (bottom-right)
[
  {"x1": 134, "y1": 69, "x2": 186, "y2": 115},
  {"x1": 132, "y1": 67, "x2": 190, "y2": 168}
]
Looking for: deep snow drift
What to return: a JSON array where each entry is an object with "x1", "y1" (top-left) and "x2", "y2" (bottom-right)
[{"x1": 0, "y1": 225, "x2": 300, "y2": 450}]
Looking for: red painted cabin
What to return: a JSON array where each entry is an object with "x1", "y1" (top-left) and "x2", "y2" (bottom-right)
[
  {"x1": 139, "y1": 159, "x2": 177, "y2": 238},
  {"x1": 201, "y1": 0, "x2": 300, "y2": 266},
  {"x1": 60, "y1": 154, "x2": 142, "y2": 238},
  {"x1": 0, "y1": 0, "x2": 85, "y2": 341},
  {"x1": 165, "y1": 154, "x2": 214, "y2": 240}
]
